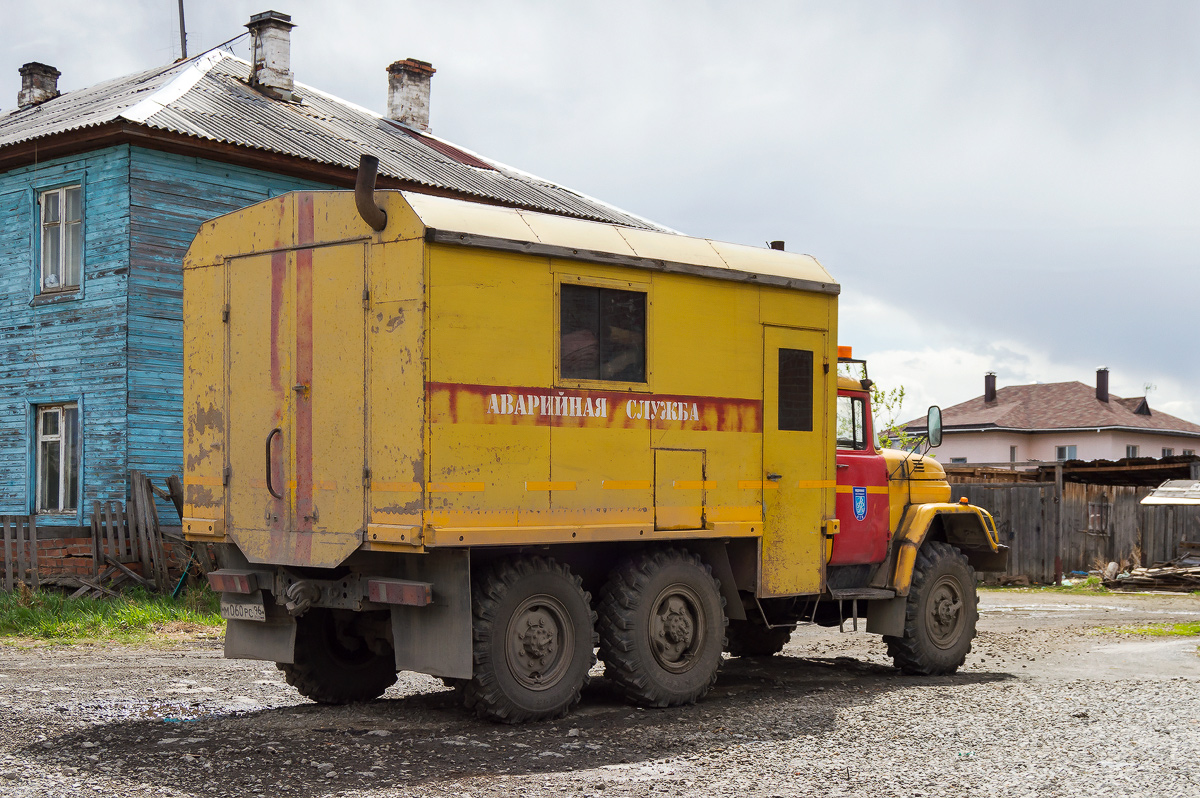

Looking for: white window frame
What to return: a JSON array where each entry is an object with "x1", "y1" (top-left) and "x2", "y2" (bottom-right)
[
  {"x1": 1184, "y1": 449, "x2": 1196, "y2": 456},
  {"x1": 1055, "y1": 445, "x2": 1076, "y2": 461},
  {"x1": 1126, "y1": 444, "x2": 1139, "y2": 459},
  {"x1": 949, "y1": 457, "x2": 968, "y2": 464},
  {"x1": 35, "y1": 403, "x2": 80, "y2": 513},
  {"x1": 38, "y1": 184, "x2": 83, "y2": 293}
]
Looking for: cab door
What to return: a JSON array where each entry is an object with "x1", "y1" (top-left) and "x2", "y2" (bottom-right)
[
  {"x1": 832, "y1": 391, "x2": 889, "y2": 564},
  {"x1": 226, "y1": 243, "x2": 367, "y2": 567},
  {"x1": 760, "y1": 326, "x2": 830, "y2": 597}
]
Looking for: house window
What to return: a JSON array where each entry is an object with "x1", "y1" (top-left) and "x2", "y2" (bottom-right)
[
  {"x1": 949, "y1": 457, "x2": 968, "y2": 464},
  {"x1": 836, "y1": 395, "x2": 867, "y2": 450},
  {"x1": 1009, "y1": 445, "x2": 1017, "y2": 463},
  {"x1": 36, "y1": 404, "x2": 80, "y2": 513},
  {"x1": 1126, "y1": 445, "x2": 1139, "y2": 458},
  {"x1": 1162, "y1": 448, "x2": 1174, "y2": 458},
  {"x1": 39, "y1": 185, "x2": 83, "y2": 293},
  {"x1": 1184, "y1": 449, "x2": 1196, "y2": 456},
  {"x1": 1055, "y1": 445, "x2": 1076, "y2": 461},
  {"x1": 560, "y1": 284, "x2": 646, "y2": 382}
]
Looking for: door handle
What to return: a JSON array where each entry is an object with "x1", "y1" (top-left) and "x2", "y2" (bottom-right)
[
  {"x1": 766, "y1": 473, "x2": 782, "y2": 482},
  {"x1": 265, "y1": 427, "x2": 283, "y2": 499},
  {"x1": 837, "y1": 463, "x2": 850, "y2": 469}
]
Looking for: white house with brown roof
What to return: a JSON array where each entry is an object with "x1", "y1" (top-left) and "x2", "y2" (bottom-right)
[{"x1": 903, "y1": 369, "x2": 1200, "y2": 465}]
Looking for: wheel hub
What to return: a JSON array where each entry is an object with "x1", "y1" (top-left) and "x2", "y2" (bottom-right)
[
  {"x1": 506, "y1": 597, "x2": 572, "y2": 691},
  {"x1": 650, "y1": 587, "x2": 706, "y2": 673},
  {"x1": 925, "y1": 575, "x2": 966, "y2": 649}
]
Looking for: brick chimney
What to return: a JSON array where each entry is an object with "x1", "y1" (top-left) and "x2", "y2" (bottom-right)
[
  {"x1": 1096, "y1": 367, "x2": 1109, "y2": 403},
  {"x1": 246, "y1": 10, "x2": 296, "y2": 101},
  {"x1": 984, "y1": 372, "x2": 997, "y2": 403},
  {"x1": 387, "y1": 58, "x2": 436, "y2": 132},
  {"x1": 18, "y1": 62, "x2": 61, "y2": 108}
]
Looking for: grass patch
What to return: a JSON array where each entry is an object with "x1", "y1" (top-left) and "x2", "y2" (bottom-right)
[
  {"x1": 1110, "y1": 621, "x2": 1200, "y2": 637},
  {"x1": 0, "y1": 584, "x2": 224, "y2": 644},
  {"x1": 1039, "y1": 576, "x2": 1111, "y2": 595},
  {"x1": 979, "y1": 576, "x2": 1111, "y2": 595}
]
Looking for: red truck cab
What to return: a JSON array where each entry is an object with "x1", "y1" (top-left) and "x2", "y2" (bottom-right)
[{"x1": 832, "y1": 371, "x2": 891, "y2": 566}]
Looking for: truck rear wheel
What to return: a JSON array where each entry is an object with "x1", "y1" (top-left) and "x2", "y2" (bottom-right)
[
  {"x1": 726, "y1": 619, "x2": 793, "y2": 657},
  {"x1": 598, "y1": 548, "x2": 726, "y2": 707},
  {"x1": 885, "y1": 541, "x2": 978, "y2": 675},
  {"x1": 277, "y1": 608, "x2": 397, "y2": 704},
  {"x1": 463, "y1": 557, "x2": 596, "y2": 723}
]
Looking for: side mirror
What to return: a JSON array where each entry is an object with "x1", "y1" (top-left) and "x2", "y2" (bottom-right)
[{"x1": 926, "y1": 405, "x2": 943, "y2": 448}]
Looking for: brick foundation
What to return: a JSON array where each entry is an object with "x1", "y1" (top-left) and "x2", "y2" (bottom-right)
[{"x1": 1, "y1": 536, "x2": 194, "y2": 585}]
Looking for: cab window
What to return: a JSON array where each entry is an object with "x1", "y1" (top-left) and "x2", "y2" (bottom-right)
[{"x1": 836, "y1": 395, "x2": 868, "y2": 450}]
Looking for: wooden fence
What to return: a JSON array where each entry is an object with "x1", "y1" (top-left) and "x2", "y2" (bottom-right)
[
  {"x1": 951, "y1": 482, "x2": 1200, "y2": 582},
  {"x1": 1, "y1": 516, "x2": 38, "y2": 591}
]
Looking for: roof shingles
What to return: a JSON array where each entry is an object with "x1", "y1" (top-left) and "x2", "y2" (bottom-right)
[{"x1": 906, "y1": 381, "x2": 1200, "y2": 436}]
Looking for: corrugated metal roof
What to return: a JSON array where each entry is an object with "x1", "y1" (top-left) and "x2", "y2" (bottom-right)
[
  {"x1": 1142, "y1": 480, "x2": 1200, "y2": 505},
  {"x1": 0, "y1": 52, "x2": 667, "y2": 231}
]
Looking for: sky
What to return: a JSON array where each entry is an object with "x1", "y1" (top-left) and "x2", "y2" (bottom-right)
[{"x1": 3, "y1": 1, "x2": 1198, "y2": 426}]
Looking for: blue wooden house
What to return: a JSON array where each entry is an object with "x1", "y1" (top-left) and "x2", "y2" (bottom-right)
[{"x1": 0, "y1": 11, "x2": 661, "y2": 536}]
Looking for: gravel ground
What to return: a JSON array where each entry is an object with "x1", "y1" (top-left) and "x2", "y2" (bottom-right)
[{"x1": 0, "y1": 589, "x2": 1197, "y2": 797}]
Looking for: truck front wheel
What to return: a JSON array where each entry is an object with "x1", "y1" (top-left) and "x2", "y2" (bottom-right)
[
  {"x1": 278, "y1": 608, "x2": 397, "y2": 704},
  {"x1": 598, "y1": 548, "x2": 726, "y2": 707},
  {"x1": 884, "y1": 541, "x2": 978, "y2": 675},
  {"x1": 463, "y1": 557, "x2": 597, "y2": 723}
]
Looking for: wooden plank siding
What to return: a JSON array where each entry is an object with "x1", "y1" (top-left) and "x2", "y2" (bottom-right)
[
  {"x1": 1, "y1": 144, "x2": 330, "y2": 533},
  {"x1": 0, "y1": 145, "x2": 131, "y2": 530}
]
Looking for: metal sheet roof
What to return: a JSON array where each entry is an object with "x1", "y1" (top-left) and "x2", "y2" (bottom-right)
[
  {"x1": 1142, "y1": 480, "x2": 1200, "y2": 505},
  {"x1": 0, "y1": 52, "x2": 666, "y2": 231}
]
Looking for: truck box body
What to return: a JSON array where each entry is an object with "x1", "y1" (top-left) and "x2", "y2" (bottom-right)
[{"x1": 183, "y1": 191, "x2": 840, "y2": 598}]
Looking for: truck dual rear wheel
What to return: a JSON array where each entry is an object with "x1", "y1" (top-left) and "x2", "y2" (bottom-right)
[
  {"x1": 885, "y1": 541, "x2": 978, "y2": 675},
  {"x1": 725, "y1": 619, "x2": 794, "y2": 658},
  {"x1": 598, "y1": 548, "x2": 726, "y2": 707},
  {"x1": 277, "y1": 608, "x2": 397, "y2": 704},
  {"x1": 463, "y1": 557, "x2": 597, "y2": 723}
]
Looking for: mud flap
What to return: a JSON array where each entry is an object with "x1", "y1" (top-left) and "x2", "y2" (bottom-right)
[
  {"x1": 224, "y1": 611, "x2": 297, "y2": 663},
  {"x1": 866, "y1": 596, "x2": 907, "y2": 637},
  {"x1": 390, "y1": 548, "x2": 473, "y2": 679}
]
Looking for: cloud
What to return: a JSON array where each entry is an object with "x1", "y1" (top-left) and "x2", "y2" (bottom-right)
[{"x1": 1, "y1": 1, "x2": 1196, "y2": 431}]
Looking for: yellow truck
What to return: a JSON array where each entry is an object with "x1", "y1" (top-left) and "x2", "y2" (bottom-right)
[{"x1": 183, "y1": 159, "x2": 1007, "y2": 722}]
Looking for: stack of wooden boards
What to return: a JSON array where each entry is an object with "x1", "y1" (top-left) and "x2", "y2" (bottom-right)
[
  {"x1": 72, "y1": 471, "x2": 212, "y2": 598},
  {"x1": 1105, "y1": 541, "x2": 1200, "y2": 592}
]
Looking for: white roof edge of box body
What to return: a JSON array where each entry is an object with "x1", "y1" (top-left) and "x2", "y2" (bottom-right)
[{"x1": 400, "y1": 190, "x2": 839, "y2": 294}]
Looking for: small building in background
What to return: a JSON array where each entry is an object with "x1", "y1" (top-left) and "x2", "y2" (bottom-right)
[{"x1": 900, "y1": 368, "x2": 1200, "y2": 466}]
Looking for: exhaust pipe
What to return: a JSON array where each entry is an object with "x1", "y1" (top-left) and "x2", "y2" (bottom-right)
[{"x1": 355, "y1": 154, "x2": 388, "y2": 231}]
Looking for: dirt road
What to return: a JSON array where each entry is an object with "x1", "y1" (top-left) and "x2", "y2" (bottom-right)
[{"x1": 0, "y1": 589, "x2": 1196, "y2": 797}]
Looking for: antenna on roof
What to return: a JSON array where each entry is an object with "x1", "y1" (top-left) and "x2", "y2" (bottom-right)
[{"x1": 177, "y1": 0, "x2": 188, "y2": 59}]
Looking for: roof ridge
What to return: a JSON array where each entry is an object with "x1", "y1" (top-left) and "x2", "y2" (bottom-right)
[{"x1": 122, "y1": 50, "x2": 226, "y2": 124}]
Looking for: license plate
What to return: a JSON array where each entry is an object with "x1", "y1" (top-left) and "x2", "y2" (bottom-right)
[{"x1": 220, "y1": 595, "x2": 266, "y2": 622}]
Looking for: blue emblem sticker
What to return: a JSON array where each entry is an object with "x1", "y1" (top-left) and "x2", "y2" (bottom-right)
[{"x1": 853, "y1": 486, "x2": 868, "y2": 521}]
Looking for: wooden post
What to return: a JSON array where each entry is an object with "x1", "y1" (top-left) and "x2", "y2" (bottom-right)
[
  {"x1": 91, "y1": 501, "x2": 103, "y2": 578},
  {"x1": 28, "y1": 516, "x2": 37, "y2": 590},
  {"x1": 3, "y1": 517, "x2": 12, "y2": 592},
  {"x1": 15, "y1": 517, "x2": 27, "y2": 589},
  {"x1": 1054, "y1": 463, "x2": 1064, "y2": 586}
]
